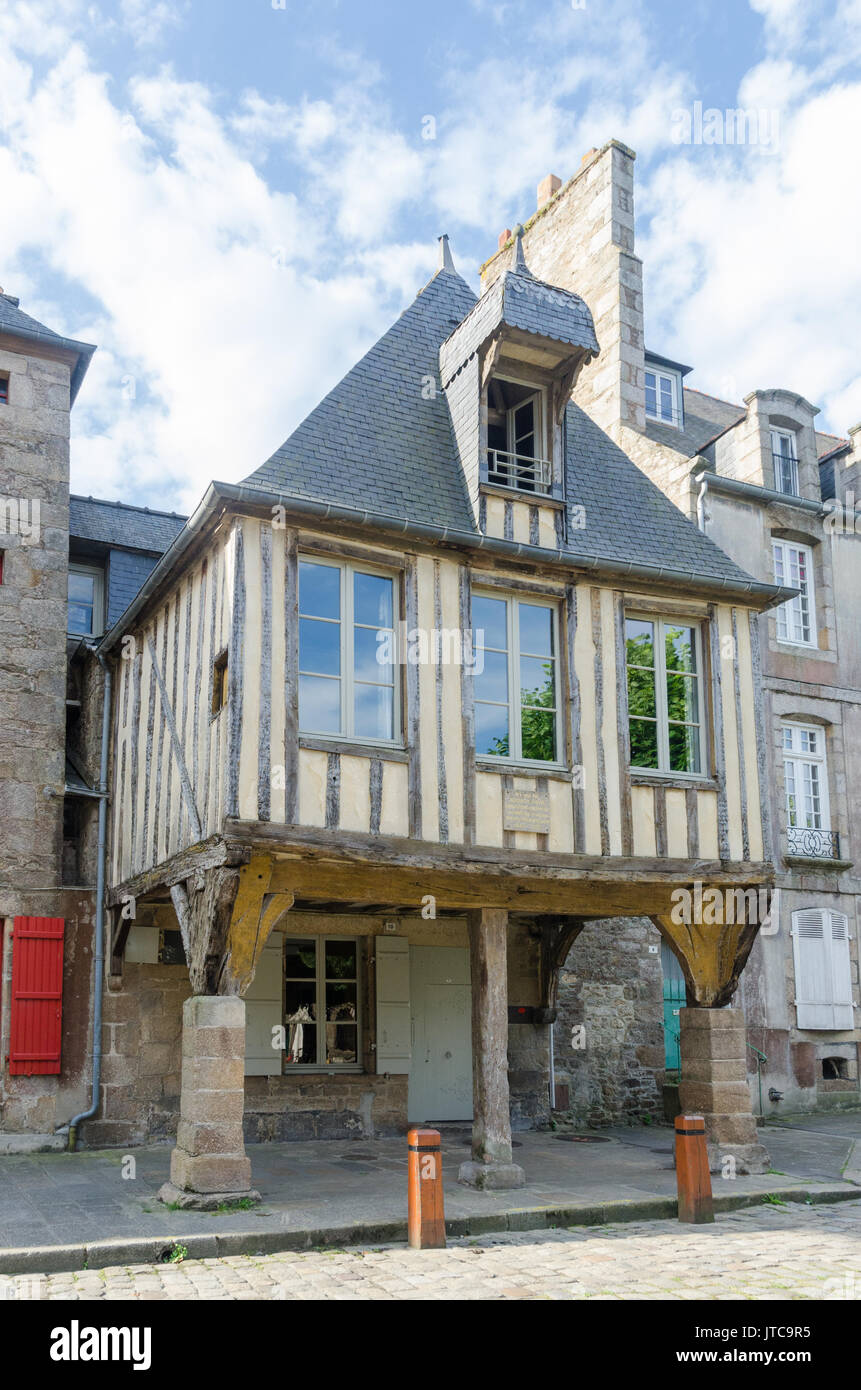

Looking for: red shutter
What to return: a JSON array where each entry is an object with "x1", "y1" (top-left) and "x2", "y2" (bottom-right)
[{"x1": 8, "y1": 917, "x2": 65, "y2": 1075}]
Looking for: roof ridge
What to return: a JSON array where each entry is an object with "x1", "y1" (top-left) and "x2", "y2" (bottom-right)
[{"x1": 70, "y1": 493, "x2": 187, "y2": 520}]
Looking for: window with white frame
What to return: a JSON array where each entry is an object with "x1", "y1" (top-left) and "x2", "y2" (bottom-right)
[
  {"x1": 783, "y1": 722, "x2": 830, "y2": 833},
  {"x1": 298, "y1": 558, "x2": 399, "y2": 743},
  {"x1": 773, "y1": 540, "x2": 816, "y2": 645},
  {"x1": 645, "y1": 368, "x2": 682, "y2": 428},
  {"x1": 67, "y1": 562, "x2": 104, "y2": 637},
  {"x1": 626, "y1": 616, "x2": 705, "y2": 775},
  {"x1": 284, "y1": 936, "x2": 360, "y2": 1067},
  {"x1": 772, "y1": 429, "x2": 799, "y2": 497},
  {"x1": 791, "y1": 909, "x2": 854, "y2": 1030},
  {"x1": 473, "y1": 593, "x2": 561, "y2": 763}
]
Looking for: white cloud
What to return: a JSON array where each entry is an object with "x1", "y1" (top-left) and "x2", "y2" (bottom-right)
[{"x1": 0, "y1": 0, "x2": 858, "y2": 522}]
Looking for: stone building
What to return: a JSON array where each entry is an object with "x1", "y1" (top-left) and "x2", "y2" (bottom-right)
[
  {"x1": 0, "y1": 291, "x2": 184, "y2": 1140},
  {"x1": 484, "y1": 143, "x2": 861, "y2": 1123}
]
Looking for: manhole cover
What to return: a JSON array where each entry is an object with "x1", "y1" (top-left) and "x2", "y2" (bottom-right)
[{"x1": 556, "y1": 1134, "x2": 612, "y2": 1143}]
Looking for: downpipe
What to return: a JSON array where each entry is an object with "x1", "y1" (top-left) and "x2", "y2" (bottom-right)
[{"x1": 68, "y1": 652, "x2": 111, "y2": 1152}]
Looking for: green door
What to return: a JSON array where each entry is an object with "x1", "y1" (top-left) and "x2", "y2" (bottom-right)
[{"x1": 661, "y1": 940, "x2": 686, "y2": 1073}]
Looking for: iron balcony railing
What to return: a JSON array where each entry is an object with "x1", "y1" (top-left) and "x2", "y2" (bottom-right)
[
  {"x1": 486, "y1": 449, "x2": 553, "y2": 496},
  {"x1": 786, "y1": 826, "x2": 841, "y2": 859},
  {"x1": 772, "y1": 450, "x2": 800, "y2": 496}
]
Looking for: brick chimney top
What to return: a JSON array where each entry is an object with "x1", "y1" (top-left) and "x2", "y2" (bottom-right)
[
  {"x1": 581, "y1": 147, "x2": 598, "y2": 166},
  {"x1": 537, "y1": 174, "x2": 562, "y2": 209},
  {"x1": 498, "y1": 228, "x2": 512, "y2": 252}
]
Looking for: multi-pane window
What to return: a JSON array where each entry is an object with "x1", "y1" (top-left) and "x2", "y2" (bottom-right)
[
  {"x1": 67, "y1": 564, "x2": 103, "y2": 637},
  {"x1": 773, "y1": 541, "x2": 815, "y2": 645},
  {"x1": 645, "y1": 369, "x2": 681, "y2": 428},
  {"x1": 772, "y1": 430, "x2": 799, "y2": 496},
  {"x1": 284, "y1": 937, "x2": 360, "y2": 1067},
  {"x1": 298, "y1": 558, "x2": 398, "y2": 742},
  {"x1": 626, "y1": 616, "x2": 704, "y2": 775},
  {"x1": 783, "y1": 723, "x2": 830, "y2": 831},
  {"x1": 473, "y1": 594, "x2": 560, "y2": 763}
]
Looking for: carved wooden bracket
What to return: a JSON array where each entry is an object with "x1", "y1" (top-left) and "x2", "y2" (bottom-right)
[
  {"x1": 536, "y1": 915, "x2": 587, "y2": 1013},
  {"x1": 651, "y1": 885, "x2": 764, "y2": 1008}
]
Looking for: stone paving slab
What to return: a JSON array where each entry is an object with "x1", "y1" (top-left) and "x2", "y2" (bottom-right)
[
  {"x1": 2, "y1": 1199, "x2": 859, "y2": 1301},
  {"x1": 1, "y1": 1118, "x2": 859, "y2": 1275}
]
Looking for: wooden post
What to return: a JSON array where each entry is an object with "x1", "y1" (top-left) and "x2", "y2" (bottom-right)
[
  {"x1": 407, "y1": 1126, "x2": 446, "y2": 1249},
  {"x1": 458, "y1": 908, "x2": 525, "y2": 1190},
  {"x1": 675, "y1": 1113, "x2": 714, "y2": 1224}
]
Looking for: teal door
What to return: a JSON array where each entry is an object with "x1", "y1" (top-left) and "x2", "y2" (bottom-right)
[{"x1": 661, "y1": 941, "x2": 686, "y2": 1072}]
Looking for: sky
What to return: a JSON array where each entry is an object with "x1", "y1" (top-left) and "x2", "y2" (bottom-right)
[{"x1": 1, "y1": 0, "x2": 859, "y2": 514}]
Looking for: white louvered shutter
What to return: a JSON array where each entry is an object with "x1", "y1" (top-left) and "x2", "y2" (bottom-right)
[
  {"x1": 375, "y1": 935, "x2": 411, "y2": 1074},
  {"x1": 244, "y1": 937, "x2": 284, "y2": 1075},
  {"x1": 792, "y1": 910, "x2": 834, "y2": 1029},
  {"x1": 829, "y1": 913, "x2": 854, "y2": 1030}
]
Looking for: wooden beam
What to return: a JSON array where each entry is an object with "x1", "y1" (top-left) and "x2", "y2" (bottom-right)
[{"x1": 107, "y1": 834, "x2": 247, "y2": 908}]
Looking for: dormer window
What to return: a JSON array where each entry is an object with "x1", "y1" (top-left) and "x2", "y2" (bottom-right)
[
  {"x1": 772, "y1": 430, "x2": 799, "y2": 496},
  {"x1": 645, "y1": 367, "x2": 682, "y2": 428},
  {"x1": 486, "y1": 377, "x2": 551, "y2": 495}
]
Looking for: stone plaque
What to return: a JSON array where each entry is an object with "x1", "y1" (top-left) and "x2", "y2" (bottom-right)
[{"x1": 502, "y1": 787, "x2": 551, "y2": 833}]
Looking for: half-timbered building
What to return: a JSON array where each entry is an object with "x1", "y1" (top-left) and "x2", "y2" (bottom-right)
[{"x1": 91, "y1": 228, "x2": 792, "y2": 1200}]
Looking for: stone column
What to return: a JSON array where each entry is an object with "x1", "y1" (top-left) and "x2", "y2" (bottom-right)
[
  {"x1": 158, "y1": 995, "x2": 259, "y2": 1208},
  {"x1": 458, "y1": 908, "x2": 525, "y2": 1190},
  {"x1": 678, "y1": 1007, "x2": 769, "y2": 1175}
]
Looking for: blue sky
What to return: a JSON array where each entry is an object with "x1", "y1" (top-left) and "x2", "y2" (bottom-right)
[{"x1": 1, "y1": 0, "x2": 859, "y2": 512}]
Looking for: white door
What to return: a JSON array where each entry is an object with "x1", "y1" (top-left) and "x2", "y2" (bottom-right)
[{"x1": 408, "y1": 946, "x2": 473, "y2": 1122}]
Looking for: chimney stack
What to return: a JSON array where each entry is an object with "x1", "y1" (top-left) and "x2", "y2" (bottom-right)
[
  {"x1": 537, "y1": 174, "x2": 562, "y2": 209},
  {"x1": 498, "y1": 228, "x2": 512, "y2": 252}
]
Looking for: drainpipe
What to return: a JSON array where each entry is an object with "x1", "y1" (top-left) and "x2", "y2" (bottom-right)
[
  {"x1": 697, "y1": 474, "x2": 709, "y2": 532},
  {"x1": 68, "y1": 652, "x2": 111, "y2": 1152}
]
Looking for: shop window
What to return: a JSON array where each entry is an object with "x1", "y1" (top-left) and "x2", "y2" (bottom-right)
[{"x1": 284, "y1": 936, "x2": 360, "y2": 1068}]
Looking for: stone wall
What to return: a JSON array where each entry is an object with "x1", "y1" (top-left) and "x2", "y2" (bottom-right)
[
  {"x1": 87, "y1": 963, "x2": 191, "y2": 1148},
  {"x1": 553, "y1": 916, "x2": 664, "y2": 1126},
  {"x1": 0, "y1": 344, "x2": 71, "y2": 913}
]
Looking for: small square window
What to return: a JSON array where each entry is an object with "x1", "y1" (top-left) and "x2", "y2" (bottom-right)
[
  {"x1": 211, "y1": 649, "x2": 228, "y2": 715},
  {"x1": 0, "y1": 374, "x2": 9, "y2": 404}
]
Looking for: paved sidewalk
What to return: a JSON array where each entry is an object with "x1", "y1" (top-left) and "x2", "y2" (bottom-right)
[
  {"x1": 3, "y1": 1199, "x2": 859, "y2": 1300},
  {"x1": 0, "y1": 1112, "x2": 858, "y2": 1274}
]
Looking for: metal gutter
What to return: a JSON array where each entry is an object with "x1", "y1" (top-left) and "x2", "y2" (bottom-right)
[
  {"x1": 0, "y1": 320, "x2": 96, "y2": 404},
  {"x1": 98, "y1": 480, "x2": 795, "y2": 654},
  {"x1": 690, "y1": 464, "x2": 828, "y2": 518}
]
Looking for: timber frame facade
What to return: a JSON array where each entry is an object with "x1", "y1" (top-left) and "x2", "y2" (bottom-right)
[{"x1": 95, "y1": 227, "x2": 793, "y2": 1195}]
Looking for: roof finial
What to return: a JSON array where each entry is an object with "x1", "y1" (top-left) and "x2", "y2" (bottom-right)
[
  {"x1": 437, "y1": 233, "x2": 456, "y2": 274},
  {"x1": 511, "y1": 224, "x2": 530, "y2": 274}
]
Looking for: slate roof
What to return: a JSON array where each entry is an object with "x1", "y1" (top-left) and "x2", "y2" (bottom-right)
[
  {"x1": 241, "y1": 264, "x2": 770, "y2": 596},
  {"x1": 563, "y1": 404, "x2": 763, "y2": 586},
  {"x1": 0, "y1": 292, "x2": 95, "y2": 402},
  {"x1": 69, "y1": 495, "x2": 187, "y2": 554},
  {"x1": 244, "y1": 268, "x2": 479, "y2": 530}
]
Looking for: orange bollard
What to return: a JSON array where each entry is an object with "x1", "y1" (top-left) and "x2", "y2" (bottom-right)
[
  {"x1": 407, "y1": 1126, "x2": 446, "y2": 1249},
  {"x1": 675, "y1": 1113, "x2": 715, "y2": 1224}
]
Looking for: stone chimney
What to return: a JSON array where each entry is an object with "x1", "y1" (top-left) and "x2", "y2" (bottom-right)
[
  {"x1": 537, "y1": 174, "x2": 561, "y2": 209},
  {"x1": 480, "y1": 140, "x2": 645, "y2": 443}
]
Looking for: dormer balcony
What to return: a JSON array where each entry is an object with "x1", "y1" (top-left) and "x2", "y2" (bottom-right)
[{"x1": 486, "y1": 448, "x2": 553, "y2": 496}]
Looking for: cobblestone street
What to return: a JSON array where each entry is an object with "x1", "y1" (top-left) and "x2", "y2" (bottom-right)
[{"x1": 3, "y1": 1199, "x2": 859, "y2": 1301}]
